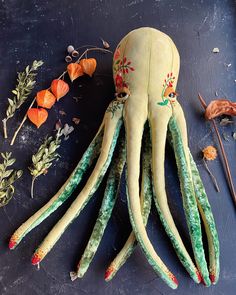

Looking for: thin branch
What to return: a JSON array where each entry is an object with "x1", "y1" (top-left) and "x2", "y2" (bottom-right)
[
  {"x1": 2, "y1": 119, "x2": 8, "y2": 139},
  {"x1": 31, "y1": 176, "x2": 36, "y2": 199},
  {"x1": 10, "y1": 97, "x2": 36, "y2": 145},
  {"x1": 203, "y1": 158, "x2": 220, "y2": 192}
]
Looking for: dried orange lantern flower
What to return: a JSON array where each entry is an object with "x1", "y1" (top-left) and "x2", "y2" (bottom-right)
[
  {"x1": 51, "y1": 79, "x2": 69, "y2": 101},
  {"x1": 27, "y1": 108, "x2": 48, "y2": 128},
  {"x1": 202, "y1": 146, "x2": 217, "y2": 161},
  {"x1": 79, "y1": 58, "x2": 97, "y2": 77},
  {"x1": 36, "y1": 90, "x2": 56, "y2": 109},
  {"x1": 67, "y1": 63, "x2": 84, "y2": 82}
]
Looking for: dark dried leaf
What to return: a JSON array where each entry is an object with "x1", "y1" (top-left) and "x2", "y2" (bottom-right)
[
  {"x1": 55, "y1": 119, "x2": 63, "y2": 130},
  {"x1": 72, "y1": 117, "x2": 80, "y2": 125},
  {"x1": 59, "y1": 110, "x2": 67, "y2": 116},
  {"x1": 220, "y1": 117, "x2": 234, "y2": 126}
]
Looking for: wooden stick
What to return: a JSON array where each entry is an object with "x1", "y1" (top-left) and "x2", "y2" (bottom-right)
[
  {"x1": 198, "y1": 93, "x2": 236, "y2": 208},
  {"x1": 10, "y1": 97, "x2": 36, "y2": 145}
]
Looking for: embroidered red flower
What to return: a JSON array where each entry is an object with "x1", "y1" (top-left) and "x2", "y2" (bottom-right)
[
  {"x1": 115, "y1": 73, "x2": 123, "y2": 88},
  {"x1": 114, "y1": 48, "x2": 121, "y2": 60}
]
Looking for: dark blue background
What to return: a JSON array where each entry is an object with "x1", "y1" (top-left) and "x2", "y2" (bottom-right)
[{"x1": 0, "y1": 0, "x2": 235, "y2": 294}]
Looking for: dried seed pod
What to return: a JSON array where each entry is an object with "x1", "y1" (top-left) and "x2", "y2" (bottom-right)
[
  {"x1": 71, "y1": 50, "x2": 79, "y2": 57},
  {"x1": 51, "y1": 79, "x2": 69, "y2": 101},
  {"x1": 27, "y1": 108, "x2": 48, "y2": 128},
  {"x1": 79, "y1": 58, "x2": 97, "y2": 77},
  {"x1": 36, "y1": 90, "x2": 56, "y2": 109},
  {"x1": 205, "y1": 99, "x2": 236, "y2": 120},
  {"x1": 67, "y1": 63, "x2": 84, "y2": 82},
  {"x1": 100, "y1": 38, "x2": 110, "y2": 49},
  {"x1": 65, "y1": 55, "x2": 72, "y2": 63},
  {"x1": 67, "y1": 45, "x2": 75, "y2": 54}
]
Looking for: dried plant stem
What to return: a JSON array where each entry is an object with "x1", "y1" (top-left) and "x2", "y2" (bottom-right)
[
  {"x1": 10, "y1": 97, "x2": 36, "y2": 146},
  {"x1": 31, "y1": 176, "x2": 36, "y2": 199},
  {"x1": 2, "y1": 119, "x2": 8, "y2": 139},
  {"x1": 198, "y1": 93, "x2": 236, "y2": 207},
  {"x1": 76, "y1": 47, "x2": 112, "y2": 62},
  {"x1": 203, "y1": 158, "x2": 220, "y2": 192},
  {"x1": 10, "y1": 47, "x2": 112, "y2": 145}
]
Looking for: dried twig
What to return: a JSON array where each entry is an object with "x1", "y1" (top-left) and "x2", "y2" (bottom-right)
[{"x1": 203, "y1": 158, "x2": 220, "y2": 192}]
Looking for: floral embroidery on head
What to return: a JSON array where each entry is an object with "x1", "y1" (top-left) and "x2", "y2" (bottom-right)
[
  {"x1": 158, "y1": 73, "x2": 178, "y2": 106},
  {"x1": 113, "y1": 45, "x2": 135, "y2": 94}
]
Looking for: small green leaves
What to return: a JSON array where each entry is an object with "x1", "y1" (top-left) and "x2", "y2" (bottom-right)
[
  {"x1": 158, "y1": 99, "x2": 169, "y2": 106},
  {"x1": 5, "y1": 60, "x2": 44, "y2": 120},
  {"x1": 29, "y1": 128, "x2": 65, "y2": 198},
  {"x1": 2, "y1": 60, "x2": 44, "y2": 139},
  {"x1": 29, "y1": 129, "x2": 63, "y2": 179},
  {"x1": 0, "y1": 152, "x2": 23, "y2": 207}
]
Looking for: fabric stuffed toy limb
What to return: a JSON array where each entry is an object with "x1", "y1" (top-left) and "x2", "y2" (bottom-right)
[{"x1": 9, "y1": 27, "x2": 219, "y2": 289}]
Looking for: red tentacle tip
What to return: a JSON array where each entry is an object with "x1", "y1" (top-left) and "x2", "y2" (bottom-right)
[
  {"x1": 104, "y1": 266, "x2": 114, "y2": 281},
  {"x1": 171, "y1": 275, "x2": 179, "y2": 286},
  {"x1": 210, "y1": 274, "x2": 216, "y2": 284},
  {"x1": 8, "y1": 239, "x2": 17, "y2": 250},
  {"x1": 31, "y1": 253, "x2": 42, "y2": 265},
  {"x1": 196, "y1": 270, "x2": 202, "y2": 283}
]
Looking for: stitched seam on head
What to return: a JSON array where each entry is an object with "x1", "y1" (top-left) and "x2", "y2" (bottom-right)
[{"x1": 147, "y1": 29, "x2": 152, "y2": 96}]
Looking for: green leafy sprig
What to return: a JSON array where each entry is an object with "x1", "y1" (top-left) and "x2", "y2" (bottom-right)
[
  {"x1": 29, "y1": 128, "x2": 63, "y2": 198},
  {"x1": 2, "y1": 60, "x2": 44, "y2": 139},
  {"x1": 0, "y1": 152, "x2": 23, "y2": 207}
]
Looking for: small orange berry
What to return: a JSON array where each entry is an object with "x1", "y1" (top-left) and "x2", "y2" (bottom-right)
[{"x1": 202, "y1": 146, "x2": 217, "y2": 161}]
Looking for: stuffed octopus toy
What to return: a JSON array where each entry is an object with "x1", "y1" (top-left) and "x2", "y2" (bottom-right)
[{"x1": 9, "y1": 27, "x2": 219, "y2": 289}]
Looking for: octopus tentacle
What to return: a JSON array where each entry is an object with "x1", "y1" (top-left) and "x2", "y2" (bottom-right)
[
  {"x1": 105, "y1": 128, "x2": 152, "y2": 281},
  {"x1": 168, "y1": 108, "x2": 211, "y2": 287},
  {"x1": 124, "y1": 99, "x2": 178, "y2": 289},
  {"x1": 9, "y1": 121, "x2": 104, "y2": 250},
  {"x1": 72, "y1": 135, "x2": 126, "y2": 279},
  {"x1": 30, "y1": 103, "x2": 124, "y2": 265},
  {"x1": 189, "y1": 151, "x2": 220, "y2": 284},
  {"x1": 149, "y1": 109, "x2": 201, "y2": 284}
]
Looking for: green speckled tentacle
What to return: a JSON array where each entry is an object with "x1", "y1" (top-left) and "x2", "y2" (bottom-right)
[
  {"x1": 105, "y1": 129, "x2": 152, "y2": 281},
  {"x1": 30, "y1": 104, "x2": 124, "y2": 264},
  {"x1": 125, "y1": 101, "x2": 178, "y2": 289},
  {"x1": 152, "y1": 192, "x2": 201, "y2": 284},
  {"x1": 9, "y1": 123, "x2": 104, "y2": 249},
  {"x1": 168, "y1": 116, "x2": 211, "y2": 287},
  {"x1": 150, "y1": 107, "x2": 201, "y2": 284},
  {"x1": 73, "y1": 136, "x2": 126, "y2": 279},
  {"x1": 189, "y1": 151, "x2": 220, "y2": 284}
]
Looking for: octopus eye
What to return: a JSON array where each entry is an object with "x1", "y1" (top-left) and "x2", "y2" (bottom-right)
[
  {"x1": 116, "y1": 89, "x2": 130, "y2": 102},
  {"x1": 169, "y1": 92, "x2": 176, "y2": 98}
]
